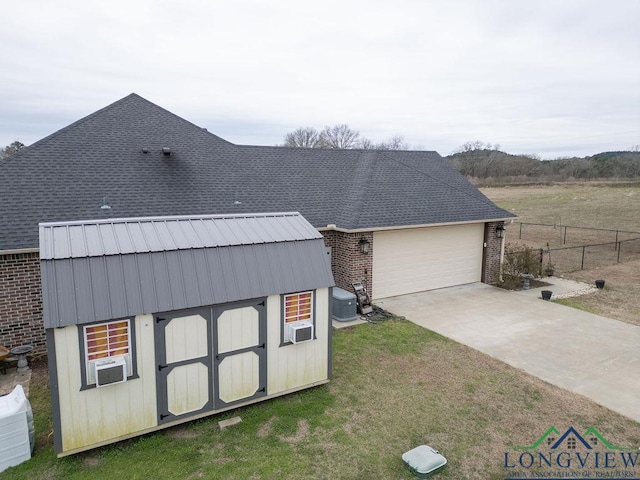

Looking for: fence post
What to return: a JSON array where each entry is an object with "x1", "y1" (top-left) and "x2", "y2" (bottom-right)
[
  {"x1": 519, "y1": 222, "x2": 523, "y2": 240},
  {"x1": 615, "y1": 230, "x2": 619, "y2": 251},
  {"x1": 563, "y1": 226, "x2": 567, "y2": 245},
  {"x1": 617, "y1": 242, "x2": 621, "y2": 263},
  {"x1": 539, "y1": 248, "x2": 544, "y2": 277},
  {"x1": 581, "y1": 245, "x2": 586, "y2": 270}
]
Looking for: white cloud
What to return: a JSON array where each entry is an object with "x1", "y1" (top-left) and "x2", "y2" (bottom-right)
[{"x1": 1, "y1": 0, "x2": 638, "y2": 158}]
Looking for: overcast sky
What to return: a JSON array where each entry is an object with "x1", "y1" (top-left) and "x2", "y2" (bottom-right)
[{"x1": 1, "y1": 0, "x2": 638, "y2": 159}]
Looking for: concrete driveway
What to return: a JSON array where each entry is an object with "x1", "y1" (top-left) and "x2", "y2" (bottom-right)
[{"x1": 376, "y1": 280, "x2": 640, "y2": 423}]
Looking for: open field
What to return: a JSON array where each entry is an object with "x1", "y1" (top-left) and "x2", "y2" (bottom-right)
[
  {"x1": 482, "y1": 182, "x2": 640, "y2": 326},
  {"x1": 6, "y1": 319, "x2": 640, "y2": 480},
  {"x1": 482, "y1": 182, "x2": 640, "y2": 231}
]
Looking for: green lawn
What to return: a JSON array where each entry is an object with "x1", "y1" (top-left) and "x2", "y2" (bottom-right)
[{"x1": 6, "y1": 318, "x2": 640, "y2": 479}]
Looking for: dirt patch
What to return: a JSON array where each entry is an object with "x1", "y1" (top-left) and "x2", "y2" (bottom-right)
[
  {"x1": 167, "y1": 425, "x2": 200, "y2": 439},
  {"x1": 257, "y1": 416, "x2": 275, "y2": 438},
  {"x1": 278, "y1": 419, "x2": 309, "y2": 444},
  {"x1": 83, "y1": 455, "x2": 101, "y2": 468}
]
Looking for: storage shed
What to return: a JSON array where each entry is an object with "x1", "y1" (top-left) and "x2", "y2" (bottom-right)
[{"x1": 41, "y1": 212, "x2": 334, "y2": 456}]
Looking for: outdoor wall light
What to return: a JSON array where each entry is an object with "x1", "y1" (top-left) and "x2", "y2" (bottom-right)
[
  {"x1": 495, "y1": 224, "x2": 505, "y2": 239},
  {"x1": 358, "y1": 237, "x2": 370, "y2": 254}
]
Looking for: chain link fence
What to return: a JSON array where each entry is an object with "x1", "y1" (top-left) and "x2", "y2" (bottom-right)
[{"x1": 506, "y1": 222, "x2": 640, "y2": 274}]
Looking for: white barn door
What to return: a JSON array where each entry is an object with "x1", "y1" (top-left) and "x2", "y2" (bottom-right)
[
  {"x1": 213, "y1": 299, "x2": 267, "y2": 408},
  {"x1": 155, "y1": 308, "x2": 213, "y2": 424}
]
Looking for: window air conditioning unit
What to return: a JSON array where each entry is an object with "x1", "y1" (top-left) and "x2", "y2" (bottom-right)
[
  {"x1": 95, "y1": 356, "x2": 127, "y2": 387},
  {"x1": 288, "y1": 321, "x2": 314, "y2": 344}
]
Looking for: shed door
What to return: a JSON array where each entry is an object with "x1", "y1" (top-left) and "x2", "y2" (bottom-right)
[
  {"x1": 213, "y1": 299, "x2": 267, "y2": 408},
  {"x1": 155, "y1": 308, "x2": 213, "y2": 424},
  {"x1": 373, "y1": 224, "x2": 484, "y2": 299}
]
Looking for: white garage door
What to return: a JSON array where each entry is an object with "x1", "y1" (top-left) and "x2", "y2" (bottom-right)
[{"x1": 372, "y1": 224, "x2": 484, "y2": 299}]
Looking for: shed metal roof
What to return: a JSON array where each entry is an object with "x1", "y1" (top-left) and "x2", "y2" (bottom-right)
[
  {"x1": 39, "y1": 212, "x2": 322, "y2": 259},
  {"x1": 40, "y1": 213, "x2": 334, "y2": 328}
]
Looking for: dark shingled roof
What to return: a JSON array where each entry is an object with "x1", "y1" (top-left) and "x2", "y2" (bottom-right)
[{"x1": 0, "y1": 93, "x2": 514, "y2": 251}]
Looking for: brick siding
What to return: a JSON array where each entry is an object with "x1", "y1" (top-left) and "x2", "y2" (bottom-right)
[
  {"x1": 482, "y1": 222, "x2": 504, "y2": 284},
  {"x1": 0, "y1": 252, "x2": 46, "y2": 354},
  {"x1": 322, "y1": 230, "x2": 374, "y2": 298}
]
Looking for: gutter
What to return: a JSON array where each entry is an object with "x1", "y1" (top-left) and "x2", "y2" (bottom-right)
[
  {"x1": 0, "y1": 247, "x2": 39, "y2": 255},
  {"x1": 317, "y1": 217, "x2": 517, "y2": 234}
]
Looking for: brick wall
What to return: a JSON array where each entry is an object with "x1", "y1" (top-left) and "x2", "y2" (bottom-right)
[
  {"x1": 482, "y1": 222, "x2": 504, "y2": 284},
  {"x1": 322, "y1": 230, "x2": 374, "y2": 298},
  {"x1": 0, "y1": 252, "x2": 46, "y2": 354}
]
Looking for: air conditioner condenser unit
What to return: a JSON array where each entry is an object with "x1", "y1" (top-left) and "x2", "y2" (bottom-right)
[
  {"x1": 95, "y1": 356, "x2": 127, "y2": 387},
  {"x1": 288, "y1": 322, "x2": 314, "y2": 344}
]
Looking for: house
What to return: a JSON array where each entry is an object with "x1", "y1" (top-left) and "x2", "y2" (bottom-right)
[
  {"x1": 41, "y1": 212, "x2": 334, "y2": 455},
  {"x1": 0, "y1": 93, "x2": 515, "y2": 357}
]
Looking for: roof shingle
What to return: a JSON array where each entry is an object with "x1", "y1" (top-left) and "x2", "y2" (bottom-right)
[{"x1": 1, "y1": 93, "x2": 514, "y2": 251}]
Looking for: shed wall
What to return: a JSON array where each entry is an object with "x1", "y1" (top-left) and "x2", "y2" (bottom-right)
[
  {"x1": 51, "y1": 289, "x2": 331, "y2": 455},
  {"x1": 53, "y1": 315, "x2": 158, "y2": 453},
  {"x1": 266, "y1": 288, "x2": 330, "y2": 395}
]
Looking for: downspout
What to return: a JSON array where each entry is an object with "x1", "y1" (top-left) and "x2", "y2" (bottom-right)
[{"x1": 499, "y1": 230, "x2": 505, "y2": 283}]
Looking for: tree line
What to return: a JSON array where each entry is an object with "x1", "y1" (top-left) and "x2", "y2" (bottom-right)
[
  {"x1": 447, "y1": 142, "x2": 640, "y2": 183},
  {"x1": 281, "y1": 125, "x2": 408, "y2": 151}
]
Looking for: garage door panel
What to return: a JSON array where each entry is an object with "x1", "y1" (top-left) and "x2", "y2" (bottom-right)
[{"x1": 373, "y1": 224, "x2": 484, "y2": 299}]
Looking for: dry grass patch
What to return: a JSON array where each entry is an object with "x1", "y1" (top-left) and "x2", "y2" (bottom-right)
[
  {"x1": 558, "y1": 259, "x2": 640, "y2": 326},
  {"x1": 278, "y1": 419, "x2": 310, "y2": 444},
  {"x1": 482, "y1": 183, "x2": 640, "y2": 230},
  {"x1": 167, "y1": 425, "x2": 201, "y2": 440},
  {"x1": 257, "y1": 416, "x2": 276, "y2": 438},
  {"x1": 82, "y1": 456, "x2": 100, "y2": 468}
]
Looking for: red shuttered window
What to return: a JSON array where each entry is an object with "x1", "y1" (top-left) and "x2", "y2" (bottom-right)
[
  {"x1": 85, "y1": 320, "x2": 130, "y2": 361},
  {"x1": 284, "y1": 291, "x2": 313, "y2": 324}
]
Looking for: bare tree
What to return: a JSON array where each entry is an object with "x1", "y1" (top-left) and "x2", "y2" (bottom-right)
[
  {"x1": 319, "y1": 124, "x2": 361, "y2": 149},
  {"x1": 358, "y1": 137, "x2": 376, "y2": 150},
  {"x1": 282, "y1": 127, "x2": 325, "y2": 148},
  {"x1": 376, "y1": 135, "x2": 409, "y2": 151},
  {"x1": 0, "y1": 140, "x2": 25, "y2": 159},
  {"x1": 454, "y1": 140, "x2": 500, "y2": 153},
  {"x1": 455, "y1": 140, "x2": 485, "y2": 153},
  {"x1": 280, "y1": 125, "x2": 410, "y2": 151}
]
